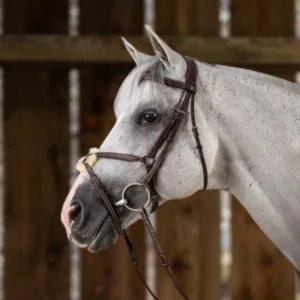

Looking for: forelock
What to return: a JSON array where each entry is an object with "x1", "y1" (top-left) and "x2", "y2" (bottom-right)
[{"x1": 114, "y1": 58, "x2": 175, "y2": 116}]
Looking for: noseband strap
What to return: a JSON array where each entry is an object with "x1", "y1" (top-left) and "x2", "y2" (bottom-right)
[{"x1": 81, "y1": 57, "x2": 207, "y2": 300}]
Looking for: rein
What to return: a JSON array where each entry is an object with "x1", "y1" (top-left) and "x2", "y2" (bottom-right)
[{"x1": 81, "y1": 57, "x2": 207, "y2": 300}]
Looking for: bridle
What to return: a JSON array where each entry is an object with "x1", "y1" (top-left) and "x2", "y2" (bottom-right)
[{"x1": 80, "y1": 56, "x2": 208, "y2": 300}]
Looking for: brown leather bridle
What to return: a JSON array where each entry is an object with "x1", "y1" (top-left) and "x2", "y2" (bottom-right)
[{"x1": 82, "y1": 57, "x2": 208, "y2": 300}]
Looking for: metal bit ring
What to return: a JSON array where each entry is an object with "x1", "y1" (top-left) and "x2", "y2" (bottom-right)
[{"x1": 115, "y1": 183, "x2": 151, "y2": 212}]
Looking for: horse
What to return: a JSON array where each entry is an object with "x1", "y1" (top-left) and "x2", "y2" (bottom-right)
[{"x1": 61, "y1": 25, "x2": 300, "y2": 283}]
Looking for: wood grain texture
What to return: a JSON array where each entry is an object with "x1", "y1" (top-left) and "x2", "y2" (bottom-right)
[
  {"x1": 3, "y1": 1, "x2": 69, "y2": 298},
  {"x1": 1, "y1": 36, "x2": 300, "y2": 66},
  {"x1": 231, "y1": 201, "x2": 295, "y2": 300},
  {"x1": 231, "y1": 0, "x2": 296, "y2": 299},
  {"x1": 156, "y1": 0, "x2": 219, "y2": 35},
  {"x1": 156, "y1": 193, "x2": 220, "y2": 299},
  {"x1": 155, "y1": 1, "x2": 221, "y2": 299},
  {"x1": 79, "y1": 1, "x2": 146, "y2": 299},
  {"x1": 231, "y1": 0, "x2": 295, "y2": 36}
]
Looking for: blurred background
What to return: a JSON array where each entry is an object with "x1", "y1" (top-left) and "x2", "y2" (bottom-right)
[{"x1": 0, "y1": 0, "x2": 299, "y2": 299}]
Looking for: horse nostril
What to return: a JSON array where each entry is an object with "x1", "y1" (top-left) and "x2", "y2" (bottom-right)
[{"x1": 69, "y1": 203, "x2": 82, "y2": 224}]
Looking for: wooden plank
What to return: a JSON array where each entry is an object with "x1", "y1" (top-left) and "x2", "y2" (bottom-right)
[
  {"x1": 1, "y1": 36, "x2": 300, "y2": 65},
  {"x1": 3, "y1": 0, "x2": 69, "y2": 299},
  {"x1": 79, "y1": 1, "x2": 146, "y2": 299},
  {"x1": 231, "y1": 1, "x2": 296, "y2": 299},
  {"x1": 232, "y1": 0, "x2": 294, "y2": 36},
  {"x1": 156, "y1": 1, "x2": 220, "y2": 299},
  {"x1": 156, "y1": 0, "x2": 219, "y2": 35},
  {"x1": 231, "y1": 201, "x2": 295, "y2": 300},
  {"x1": 156, "y1": 193, "x2": 220, "y2": 299}
]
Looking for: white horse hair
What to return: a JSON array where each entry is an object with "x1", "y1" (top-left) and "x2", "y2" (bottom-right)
[{"x1": 61, "y1": 26, "x2": 300, "y2": 273}]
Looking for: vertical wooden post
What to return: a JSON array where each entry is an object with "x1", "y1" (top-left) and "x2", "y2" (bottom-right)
[
  {"x1": 231, "y1": 1, "x2": 296, "y2": 299},
  {"x1": 79, "y1": 1, "x2": 146, "y2": 299},
  {"x1": 155, "y1": 1, "x2": 221, "y2": 299},
  {"x1": 3, "y1": 0, "x2": 70, "y2": 299}
]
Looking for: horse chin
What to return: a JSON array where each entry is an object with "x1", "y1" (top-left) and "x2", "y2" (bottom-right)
[
  {"x1": 87, "y1": 219, "x2": 119, "y2": 252},
  {"x1": 86, "y1": 213, "x2": 141, "y2": 252}
]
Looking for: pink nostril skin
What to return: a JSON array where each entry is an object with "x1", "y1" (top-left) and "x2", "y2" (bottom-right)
[
  {"x1": 61, "y1": 172, "x2": 87, "y2": 238},
  {"x1": 61, "y1": 203, "x2": 73, "y2": 238}
]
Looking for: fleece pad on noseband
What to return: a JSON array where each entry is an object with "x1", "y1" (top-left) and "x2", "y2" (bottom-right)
[{"x1": 76, "y1": 148, "x2": 99, "y2": 172}]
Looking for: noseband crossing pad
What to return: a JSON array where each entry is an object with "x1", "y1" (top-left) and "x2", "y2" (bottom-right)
[{"x1": 76, "y1": 148, "x2": 99, "y2": 172}]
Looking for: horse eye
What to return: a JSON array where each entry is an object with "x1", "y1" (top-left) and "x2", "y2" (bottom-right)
[{"x1": 137, "y1": 110, "x2": 160, "y2": 125}]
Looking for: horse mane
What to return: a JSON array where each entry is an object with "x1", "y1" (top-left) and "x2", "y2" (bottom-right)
[
  {"x1": 215, "y1": 64, "x2": 300, "y2": 96},
  {"x1": 142, "y1": 58, "x2": 300, "y2": 104}
]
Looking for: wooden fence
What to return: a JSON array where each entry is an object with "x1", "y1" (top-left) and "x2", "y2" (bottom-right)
[{"x1": 1, "y1": 0, "x2": 299, "y2": 299}]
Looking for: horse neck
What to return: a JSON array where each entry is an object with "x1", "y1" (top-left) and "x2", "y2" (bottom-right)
[
  {"x1": 195, "y1": 62, "x2": 300, "y2": 193},
  {"x1": 204, "y1": 65, "x2": 300, "y2": 270}
]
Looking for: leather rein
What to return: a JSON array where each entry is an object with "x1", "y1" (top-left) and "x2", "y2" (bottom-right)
[{"x1": 81, "y1": 56, "x2": 208, "y2": 300}]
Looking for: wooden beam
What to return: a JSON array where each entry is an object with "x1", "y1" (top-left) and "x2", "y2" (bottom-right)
[
  {"x1": 3, "y1": 0, "x2": 70, "y2": 299},
  {"x1": 1, "y1": 35, "x2": 300, "y2": 65}
]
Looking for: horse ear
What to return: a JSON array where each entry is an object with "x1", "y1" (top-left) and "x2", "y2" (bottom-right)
[
  {"x1": 122, "y1": 37, "x2": 152, "y2": 65},
  {"x1": 145, "y1": 25, "x2": 183, "y2": 70}
]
